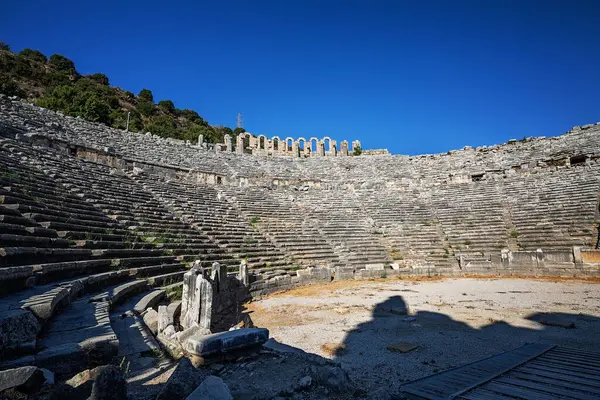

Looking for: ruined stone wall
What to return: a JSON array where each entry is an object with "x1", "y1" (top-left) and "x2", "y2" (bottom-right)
[{"x1": 3, "y1": 96, "x2": 599, "y2": 190}]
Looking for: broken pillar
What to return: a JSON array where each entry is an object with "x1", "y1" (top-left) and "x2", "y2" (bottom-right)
[
  {"x1": 239, "y1": 259, "x2": 249, "y2": 286},
  {"x1": 317, "y1": 141, "x2": 325, "y2": 156},
  {"x1": 224, "y1": 134, "x2": 232, "y2": 152},
  {"x1": 197, "y1": 135, "x2": 204, "y2": 146},
  {"x1": 292, "y1": 141, "x2": 300, "y2": 157},
  {"x1": 211, "y1": 262, "x2": 228, "y2": 292},
  {"x1": 181, "y1": 266, "x2": 214, "y2": 330},
  {"x1": 340, "y1": 140, "x2": 349, "y2": 156},
  {"x1": 236, "y1": 135, "x2": 244, "y2": 154}
]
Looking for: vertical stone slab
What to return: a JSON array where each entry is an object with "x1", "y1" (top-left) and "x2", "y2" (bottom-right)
[
  {"x1": 573, "y1": 246, "x2": 583, "y2": 265},
  {"x1": 181, "y1": 269, "x2": 199, "y2": 329},
  {"x1": 157, "y1": 305, "x2": 169, "y2": 333},
  {"x1": 330, "y1": 140, "x2": 337, "y2": 156},
  {"x1": 197, "y1": 275, "x2": 213, "y2": 330},
  {"x1": 224, "y1": 134, "x2": 232, "y2": 152},
  {"x1": 292, "y1": 141, "x2": 300, "y2": 157},
  {"x1": 236, "y1": 135, "x2": 244, "y2": 154},
  {"x1": 317, "y1": 141, "x2": 325, "y2": 156},
  {"x1": 340, "y1": 140, "x2": 348, "y2": 156},
  {"x1": 197, "y1": 135, "x2": 204, "y2": 146},
  {"x1": 239, "y1": 260, "x2": 249, "y2": 286},
  {"x1": 211, "y1": 262, "x2": 227, "y2": 292}
]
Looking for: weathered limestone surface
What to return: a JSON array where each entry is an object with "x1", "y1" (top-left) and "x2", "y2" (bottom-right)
[
  {"x1": 184, "y1": 328, "x2": 269, "y2": 357},
  {"x1": 0, "y1": 94, "x2": 599, "y2": 384}
]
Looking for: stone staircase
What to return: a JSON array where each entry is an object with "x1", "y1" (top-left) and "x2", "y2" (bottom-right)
[{"x1": 131, "y1": 174, "x2": 298, "y2": 273}]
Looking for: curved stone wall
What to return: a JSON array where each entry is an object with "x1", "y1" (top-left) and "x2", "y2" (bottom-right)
[{"x1": 1, "y1": 94, "x2": 599, "y2": 382}]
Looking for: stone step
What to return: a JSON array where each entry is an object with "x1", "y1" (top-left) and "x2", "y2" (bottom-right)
[
  {"x1": 36, "y1": 299, "x2": 118, "y2": 379},
  {"x1": 0, "y1": 234, "x2": 70, "y2": 248}
]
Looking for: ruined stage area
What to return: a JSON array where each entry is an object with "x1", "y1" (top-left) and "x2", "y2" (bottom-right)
[{"x1": 247, "y1": 278, "x2": 600, "y2": 396}]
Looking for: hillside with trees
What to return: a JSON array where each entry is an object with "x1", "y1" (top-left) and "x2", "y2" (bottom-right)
[{"x1": 0, "y1": 41, "x2": 244, "y2": 143}]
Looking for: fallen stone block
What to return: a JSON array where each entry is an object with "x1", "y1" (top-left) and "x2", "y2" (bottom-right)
[
  {"x1": 0, "y1": 309, "x2": 40, "y2": 357},
  {"x1": 142, "y1": 308, "x2": 159, "y2": 335},
  {"x1": 184, "y1": 328, "x2": 269, "y2": 357},
  {"x1": 0, "y1": 366, "x2": 45, "y2": 394},
  {"x1": 186, "y1": 376, "x2": 232, "y2": 400}
]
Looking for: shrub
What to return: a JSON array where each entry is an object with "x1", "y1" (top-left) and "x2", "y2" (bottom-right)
[
  {"x1": 0, "y1": 42, "x2": 9, "y2": 51},
  {"x1": 18, "y1": 48, "x2": 47, "y2": 63},
  {"x1": 510, "y1": 229, "x2": 519, "y2": 238},
  {"x1": 136, "y1": 100, "x2": 155, "y2": 117},
  {"x1": 138, "y1": 88, "x2": 153, "y2": 102},
  {"x1": 233, "y1": 127, "x2": 246, "y2": 135},
  {"x1": 158, "y1": 99, "x2": 175, "y2": 114},
  {"x1": 144, "y1": 115, "x2": 177, "y2": 137},
  {"x1": 180, "y1": 109, "x2": 207, "y2": 126},
  {"x1": 88, "y1": 73, "x2": 109, "y2": 86},
  {"x1": 353, "y1": 145, "x2": 362, "y2": 156},
  {"x1": 82, "y1": 95, "x2": 110, "y2": 123},
  {"x1": 48, "y1": 54, "x2": 76, "y2": 74}
]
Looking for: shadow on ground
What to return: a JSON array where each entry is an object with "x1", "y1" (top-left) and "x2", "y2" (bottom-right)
[{"x1": 333, "y1": 295, "x2": 600, "y2": 398}]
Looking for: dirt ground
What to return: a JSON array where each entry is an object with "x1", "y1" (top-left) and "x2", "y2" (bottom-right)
[{"x1": 245, "y1": 277, "x2": 600, "y2": 394}]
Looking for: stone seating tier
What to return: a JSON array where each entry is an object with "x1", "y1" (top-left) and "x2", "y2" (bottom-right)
[{"x1": 1, "y1": 96, "x2": 600, "y2": 382}]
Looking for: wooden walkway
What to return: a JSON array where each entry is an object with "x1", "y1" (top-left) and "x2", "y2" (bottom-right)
[{"x1": 401, "y1": 344, "x2": 600, "y2": 399}]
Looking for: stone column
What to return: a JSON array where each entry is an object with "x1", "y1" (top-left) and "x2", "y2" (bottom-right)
[
  {"x1": 340, "y1": 140, "x2": 349, "y2": 156},
  {"x1": 236, "y1": 135, "x2": 244, "y2": 154},
  {"x1": 197, "y1": 135, "x2": 204, "y2": 146},
  {"x1": 224, "y1": 134, "x2": 232, "y2": 152},
  {"x1": 239, "y1": 259, "x2": 249, "y2": 286},
  {"x1": 317, "y1": 141, "x2": 325, "y2": 156},
  {"x1": 292, "y1": 141, "x2": 300, "y2": 157},
  {"x1": 330, "y1": 140, "x2": 337, "y2": 156}
]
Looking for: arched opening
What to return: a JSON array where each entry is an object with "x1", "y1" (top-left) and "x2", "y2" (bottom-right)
[
  {"x1": 258, "y1": 135, "x2": 267, "y2": 150},
  {"x1": 271, "y1": 136, "x2": 281, "y2": 151},
  {"x1": 323, "y1": 137, "x2": 332, "y2": 154},
  {"x1": 285, "y1": 137, "x2": 294, "y2": 152},
  {"x1": 298, "y1": 138, "x2": 307, "y2": 151},
  {"x1": 309, "y1": 137, "x2": 318, "y2": 154}
]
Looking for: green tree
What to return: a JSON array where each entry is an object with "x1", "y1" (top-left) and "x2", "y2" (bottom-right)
[
  {"x1": 158, "y1": 99, "x2": 175, "y2": 114},
  {"x1": 145, "y1": 115, "x2": 177, "y2": 138},
  {"x1": 136, "y1": 100, "x2": 155, "y2": 117},
  {"x1": 353, "y1": 145, "x2": 362, "y2": 156},
  {"x1": 138, "y1": 88, "x2": 153, "y2": 102},
  {"x1": 180, "y1": 109, "x2": 207, "y2": 126},
  {"x1": 0, "y1": 42, "x2": 9, "y2": 51},
  {"x1": 87, "y1": 73, "x2": 109, "y2": 86},
  {"x1": 82, "y1": 95, "x2": 110, "y2": 123},
  {"x1": 48, "y1": 54, "x2": 76, "y2": 74},
  {"x1": 233, "y1": 127, "x2": 246, "y2": 135},
  {"x1": 18, "y1": 48, "x2": 47, "y2": 63}
]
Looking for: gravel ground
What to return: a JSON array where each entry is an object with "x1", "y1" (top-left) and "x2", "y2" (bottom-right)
[{"x1": 246, "y1": 278, "x2": 600, "y2": 395}]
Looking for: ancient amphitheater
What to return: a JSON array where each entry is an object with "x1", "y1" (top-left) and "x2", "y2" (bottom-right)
[{"x1": 0, "y1": 93, "x2": 599, "y2": 399}]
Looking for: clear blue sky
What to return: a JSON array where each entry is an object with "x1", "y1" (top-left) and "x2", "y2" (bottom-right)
[{"x1": 2, "y1": 1, "x2": 599, "y2": 155}]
